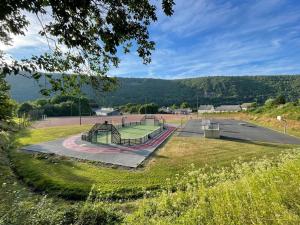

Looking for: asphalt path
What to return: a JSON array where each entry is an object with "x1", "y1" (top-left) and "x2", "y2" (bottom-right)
[{"x1": 178, "y1": 119, "x2": 300, "y2": 145}]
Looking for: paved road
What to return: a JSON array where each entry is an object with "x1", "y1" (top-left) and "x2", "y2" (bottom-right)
[{"x1": 178, "y1": 119, "x2": 300, "y2": 145}]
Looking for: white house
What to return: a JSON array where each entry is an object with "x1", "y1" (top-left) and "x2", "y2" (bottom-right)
[
  {"x1": 241, "y1": 103, "x2": 254, "y2": 111},
  {"x1": 174, "y1": 108, "x2": 192, "y2": 115},
  {"x1": 214, "y1": 105, "x2": 242, "y2": 112},
  {"x1": 94, "y1": 107, "x2": 121, "y2": 116},
  {"x1": 198, "y1": 105, "x2": 215, "y2": 113}
]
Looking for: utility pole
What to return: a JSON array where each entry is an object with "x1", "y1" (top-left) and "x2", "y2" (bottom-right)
[
  {"x1": 196, "y1": 95, "x2": 199, "y2": 118},
  {"x1": 79, "y1": 96, "x2": 82, "y2": 125},
  {"x1": 145, "y1": 97, "x2": 147, "y2": 115},
  {"x1": 78, "y1": 76, "x2": 82, "y2": 125}
]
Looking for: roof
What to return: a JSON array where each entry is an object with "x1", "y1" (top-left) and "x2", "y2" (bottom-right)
[
  {"x1": 198, "y1": 105, "x2": 214, "y2": 110},
  {"x1": 95, "y1": 108, "x2": 119, "y2": 114},
  {"x1": 174, "y1": 108, "x2": 192, "y2": 113},
  {"x1": 215, "y1": 105, "x2": 241, "y2": 111},
  {"x1": 241, "y1": 103, "x2": 253, "y2": 108}
]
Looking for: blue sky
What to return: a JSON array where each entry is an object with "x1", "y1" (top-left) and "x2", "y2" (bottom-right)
[{"x1": 2, "y1": 0, "x2": 300, "y2": 79}]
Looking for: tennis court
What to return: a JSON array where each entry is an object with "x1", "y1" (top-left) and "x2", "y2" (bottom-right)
[{"x1": 97, "y1": 124, "x2": 161, "y2": 144}]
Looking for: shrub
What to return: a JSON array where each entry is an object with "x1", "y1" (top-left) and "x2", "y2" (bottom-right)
[
  {"x1": 264, "y1": 98, "x2": 276, "y2": 108},
  {"x1": 17, "y1": 102, "x2": 35, "y2": 116},
  {"x1": 127, "y1": 151, "x2": 300, "y2": 224}
]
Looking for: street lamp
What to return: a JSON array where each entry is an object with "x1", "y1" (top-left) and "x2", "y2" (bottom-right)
[{"x1": 277, "y1": 116, "x2": 287, "y2": 134}]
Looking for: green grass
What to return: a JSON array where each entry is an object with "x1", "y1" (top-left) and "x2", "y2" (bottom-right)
[
  {"x1": 119, "y1": 125, "x2": 160, "y2": 138},
  {"x1": 251, "y1": 102, "x2": 300, "y2": 121},
  {"x1": 10, "y1": 124, "x2": 299, "y2": 200},
  {"x1": 127, "y1": 150, "x2": 300, "y2": 224}
]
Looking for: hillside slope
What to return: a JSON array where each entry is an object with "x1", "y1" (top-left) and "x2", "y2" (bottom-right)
[{"x1": 6, "y1": 75, "x2": 300, "y2": 106}]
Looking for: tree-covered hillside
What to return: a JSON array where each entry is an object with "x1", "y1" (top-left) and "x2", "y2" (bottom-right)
[{"x1": 7, "y1": 75, "x2": 300, "y2": 106}]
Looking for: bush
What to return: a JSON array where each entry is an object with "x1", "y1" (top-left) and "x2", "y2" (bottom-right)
[
  {"x1": 274, "y1": 94, "x2": 286, "y2": 105},
  {"x1": 17, "y1": 102, "x2": 35, "y2": 116},
  {"x1": 0, "y1": 195, "x2": 123, "y2": 225},
  {"x1": 180, "y1": 102, "x2": 189, "y2": 108},
  {"x1": 264, "y1": 98, "x2": 276, "y2": 108},
  {"x1": 127, "y1": 151, "x2": 300, "y2": 224},
  {"x1": 77, "y1": 203, "x2": 122, "y2": 225}
]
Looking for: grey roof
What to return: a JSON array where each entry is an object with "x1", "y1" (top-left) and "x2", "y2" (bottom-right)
[
  {"x1": 198, "y1": 105, "x2": 214, "y2": 110},
  {"x1": 241, "y1": 103, "x2": 253, "y2": 108},
  {"x1": 95, "y1": 108, "x2": 119, "y2": 114},
  {"x1": 215, "y1": 105, "x2": 241, "y2": 111}
]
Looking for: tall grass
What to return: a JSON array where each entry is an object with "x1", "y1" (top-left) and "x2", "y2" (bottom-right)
[{"x1": 126, "y1": 149, "x2": 300, "y2": 224}]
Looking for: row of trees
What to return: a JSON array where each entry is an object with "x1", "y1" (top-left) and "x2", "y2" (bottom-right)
[
  {"x1": 18, "y1": 95, "x2": 94, "y2": 118},
  {"x1": 119, "y1": 103, "x2": 159, "y2": 114}
]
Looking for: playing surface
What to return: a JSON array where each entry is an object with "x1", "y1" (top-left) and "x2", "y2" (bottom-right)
[
  {"x1": 21, "y1": 125, "x2": 176, "y2": 168},
  {"x1": 97, "y1": 124, "x2": 160, "y2": 144},
  {"x1": 179, "y1": 119, "x2": 300, "y2": 145}
]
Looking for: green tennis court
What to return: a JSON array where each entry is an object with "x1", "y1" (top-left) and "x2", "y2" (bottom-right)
[{"x1": 97, "y1": 124, "x2": 160, "y2": 144}]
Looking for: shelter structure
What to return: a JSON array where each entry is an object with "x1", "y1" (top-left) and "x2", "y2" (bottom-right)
[
  {"x1": 214, "y1": 105, "x2": 241, "y2": 112},
  {"x1": 94, "y1": 107, "x2": 121, "y2": 116}
]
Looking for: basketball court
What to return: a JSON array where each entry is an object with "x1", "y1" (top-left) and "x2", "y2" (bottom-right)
[{"x1": 178, "y1": 119, "x2": 300, "y2": 145}]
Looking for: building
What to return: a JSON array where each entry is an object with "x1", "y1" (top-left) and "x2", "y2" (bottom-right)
[
  {"x1": 241, "y1": 103, "x2": 254, "y2": 111},
  {"x1": 174, "y1": 108, "x2": 192, "y2": 115},
  {"x1": 94, "y1": 107, "x2": 121, "y2": 116},
  {"x1": 158, "y1": 106, "x2": 174, "y2": 114},
  {"x1": 198, "y1": 105, "x2": 215, "y2": 113},
  {"x1": 214, "y1": 105, "x2": 241, "y2": 112}
]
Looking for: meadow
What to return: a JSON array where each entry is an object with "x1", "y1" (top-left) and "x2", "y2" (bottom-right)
[
  {"x1": 2, "y1": 112, "x2": 300, "y2": 224},
  {"x1": 10, "y1": 122, "x2": 298, "y2": 200}
]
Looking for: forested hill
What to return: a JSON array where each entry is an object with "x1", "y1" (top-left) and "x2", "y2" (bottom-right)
[{"x1": 7, "y1": 75, "x2": 300, "y2": 106}]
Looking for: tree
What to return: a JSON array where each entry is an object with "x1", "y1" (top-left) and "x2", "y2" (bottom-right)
[
  {"x1": 0, "y1": 0, "x2": 175, "y2": 96},
  {"x1": 139, "y1": 103, "x2": 159, "y2": 114},
  {"x1": 170, "y1": 104, "x2": 177, "y2": 110},
  {"x1": 274, "y1": 95, "x2": 286, "y2": 105},
  {"x1": 18, "y1": 102, "x2": 35, "y2": 116},
  {"x1": 180, "y1": 102, "x2": 189, "y2": 109},
  {"x1": 0, "y1": 73, "x2": 16, "y2": 120},
  {"x1": 264, "y1": 98, "x2": 276, "y2": 108}
]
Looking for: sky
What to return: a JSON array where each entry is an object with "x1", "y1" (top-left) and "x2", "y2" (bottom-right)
[{"x1": 2, "y1": 0, "x2": 300, "y2": 79}]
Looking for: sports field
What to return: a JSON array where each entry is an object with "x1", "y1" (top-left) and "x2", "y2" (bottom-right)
[{"x1": 97, "y1": 124, "x2": 161, "y2": 144}]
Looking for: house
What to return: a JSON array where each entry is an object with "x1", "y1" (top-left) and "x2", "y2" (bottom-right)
[
  {"x1": 174, "y1": 108, "x2": 192, "y2": 115},
  {"x1": 214, "y1": 105, "x2": 241, "y2": 112},
  {"x1": 241, "y1": 103, "x2": 254, "y2": 111},
  {"x1": 158, "y1": 106, "x2": 174, "y2": 114},
  {"x1": 198, "y1": 105, "x2": 215, "y2": 113},
  {"x1": 94, "y1": 107, "x2": 121, "y2": 116}
]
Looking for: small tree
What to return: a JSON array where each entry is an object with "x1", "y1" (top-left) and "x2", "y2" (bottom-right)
[
  {"x1": 18, "y1": 102, "x2": 35, "y2": 116},
  {"x1": 274, "y1": 95, "x2": 286, "y2": 105},
  {"x1": 170, "y1": 104, "x2": 178, "y2": 110},
  {"x1": 0, "y1": 74, "x2": 16, "y2": 120},
  {"x1": 264, "y1": 98, "x2": 276, "y2": 108},
  {"x1": 180, "y1": 102, "x2": 189, "y2": 109},
  {"x1": 139, "y1": 103, "x2": 159, "y2": 114}
]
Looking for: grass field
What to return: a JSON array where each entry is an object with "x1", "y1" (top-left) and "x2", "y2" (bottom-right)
[
  {"x1": 10, "y1": 124, "x2": 299, "y2": 200},
  {"x1": 127, "y1": 150, "x2": 300, "y2": 224},
  {"x1": 97, "y1": 124, "x2": 160, "y2": 144}
]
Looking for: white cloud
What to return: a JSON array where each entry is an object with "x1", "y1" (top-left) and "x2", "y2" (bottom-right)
[{"x1": 0, "y1": 11, "x2": 53, "y2": 53}]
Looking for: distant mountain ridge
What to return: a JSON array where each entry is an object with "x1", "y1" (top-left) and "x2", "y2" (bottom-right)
[{"x1": 6, "y1": 75, "x2": 300, "y2": 106}]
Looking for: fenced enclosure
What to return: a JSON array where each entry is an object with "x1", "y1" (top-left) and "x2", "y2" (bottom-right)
[
  {"x1": 203, "y1": 122, "x2": 220, "y2": 139},
  {"x1": 82, "y1": 115, "x2": 165, "y2": 146}
]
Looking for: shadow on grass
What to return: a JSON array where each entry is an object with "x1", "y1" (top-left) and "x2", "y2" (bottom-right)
[
  {"x1": 8, "y1": 129, "x2": 96, "y2": 200},
  {"x1": 220, "y1": 136, "x2": 293, "y2": 149}
]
